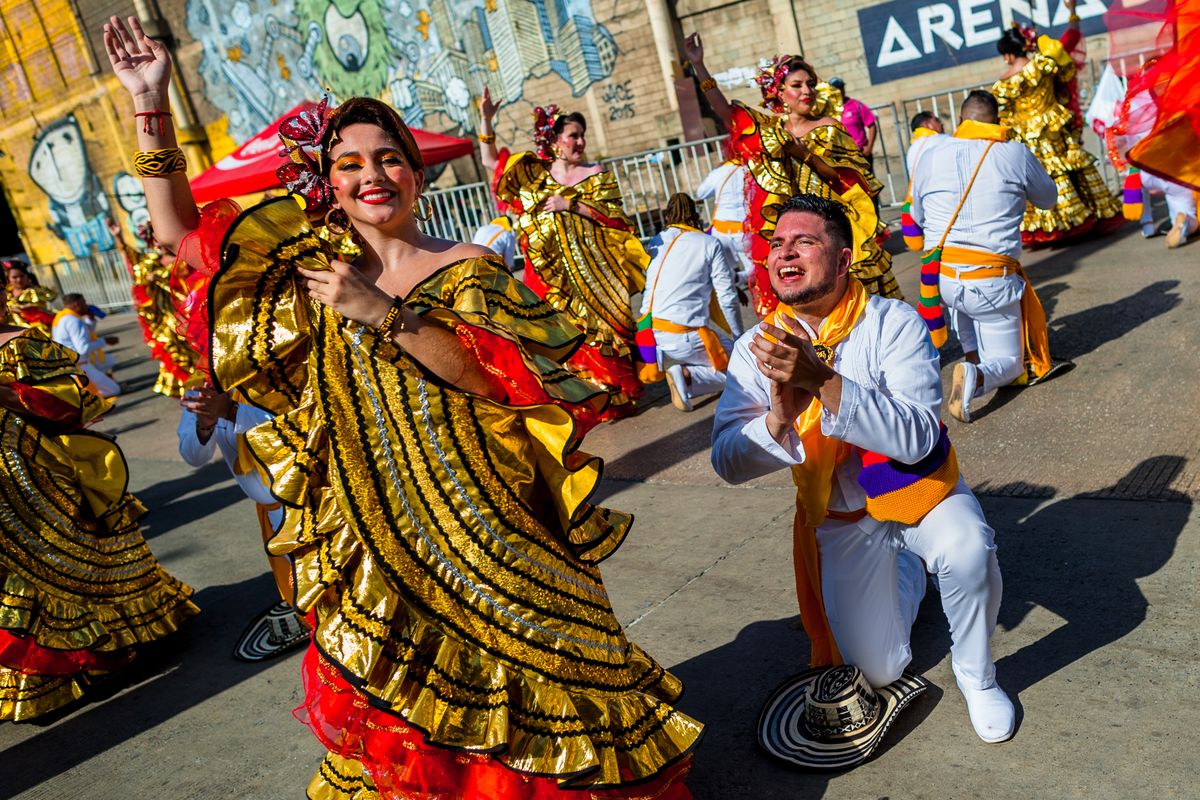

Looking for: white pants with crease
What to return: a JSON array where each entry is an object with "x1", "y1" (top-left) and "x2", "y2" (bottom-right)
[
  {"x1": 655, "y1": 328, "x2": 731, "y2": 400},
  {"x1": 817, "y1": 480, "x2": 1003, "y2": 690},
  {"x1": 82, "y1": 363, "x2": 121, "y2": 397},
  {"x1": 940, "y1": 272, "x2": 1025, "y2": 394}
]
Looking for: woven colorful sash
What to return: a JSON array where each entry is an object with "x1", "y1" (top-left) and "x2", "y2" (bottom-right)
[
  {"x1": 918, "y1": 139, "x2": 997, "y2": 349},
  {"x1": 1122, "y1": 168, "x2": 1144, "y2": 221}
]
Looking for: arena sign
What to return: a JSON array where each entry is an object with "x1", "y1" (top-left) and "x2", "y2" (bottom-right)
[{"x1": 857, "y1": 0, "x2": 1109, "y2": 84}]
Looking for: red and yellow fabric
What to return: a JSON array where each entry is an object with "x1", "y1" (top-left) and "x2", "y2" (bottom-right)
[
  {"x1": 495, "y1": 152, "x2": 651, "y2": 420},
  {"x1": 129, "y1": 247, "x2": 197, "y2": 397},
  {"x1": 729, "y1": 101, "x2": 901, "y2": 319},
  {"x1": 0, "y1": 330, "x2": 198, "y2": 720},
  {"x1": 992, "y1": 34, "x2": 1122, "y2": 245},
  {"x1": 1124, "y1": 1, "x2": 1200, "y2": 191},
  {"x1": 207, "y1": 197, "x2": 700, "y2": 798},
  {"x1": 766, "y1": 281, "x2": 959, "y2": 667},
  {"x1": 6, "y1": 286, "x2": 56, "y2": 335},
  {"x1": 938, "y1": 246, "x2": 1052, "y2": 384}
]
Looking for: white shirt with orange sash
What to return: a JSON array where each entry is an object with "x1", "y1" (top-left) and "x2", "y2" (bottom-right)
[
  {"x1": 470, "y1": 218, "x2": 516, "y2": 269},
  {"x1": 696, "y1": 161, "x2": 752, "y2": 273}
]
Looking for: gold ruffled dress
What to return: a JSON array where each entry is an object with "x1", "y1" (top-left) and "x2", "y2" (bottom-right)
[
  {"x1": 130, "y1": 247, "x2": 197, "y2": 397},
  {"x1": 208, "y1": 198, "x2": 700, "y2": 799},
  {"x1": 730, "y1": 102, "x2": 901, "y2": 318},
  {"x1": 0, "y1": 330, "x2": 198, "y2": 721},
  {"x1": 6, "y1": 285, "x2": 57, "y2": 335},
  {"x1": 495, "y1": 153, "x2": 650, "y2": 420},
  {"x1": 992, "y1": 35, "x2": 1121, "y2": 244}
]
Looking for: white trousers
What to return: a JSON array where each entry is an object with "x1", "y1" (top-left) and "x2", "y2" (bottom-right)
[
  {"x1": 948, "y1": 306, "x2": 978, "y2": 355},
  {"x1": 655, "y1": 328, "x2": 731, "y2": 400},
  {"x1": 711, "y1": 229, "x2": 752, "y2": 280},
  {"x1": 817, "y1": 480, "x2": 1003, "y2": 690},
  {"x1": 1141, "y1": 174, "x2": 1198, "y2": 236},
  {"x1": 940, "y1": 273, "x2": 1025, "y2": 394},
  {"x1": 82, "y1": 363, "x2": 121, "y2": 397}
]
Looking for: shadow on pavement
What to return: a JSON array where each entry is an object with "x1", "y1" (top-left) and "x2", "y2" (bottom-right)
[
  {"x1": 594, "y1": 416, "x2": 715, "y2": 492},
  {"x1": 983, "y1": 456, "x2": 1190, "y2": 696},
  {"x1": 0, "y1": 574, "x2": 291, "y2": 797},
  {"x1": 136, "y1": 461, "x2": 245, "y2": 539},
  {"x1": 1049, "y1": 279, "x2": 1181, "y2": 361}
]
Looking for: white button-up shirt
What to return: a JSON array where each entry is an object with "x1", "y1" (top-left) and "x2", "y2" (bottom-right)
[
  {"x1": 639, "y1": 226, "x2": 744, "y2": 339},
  {"x1": 52, "y1": 313, "x2": 105, "y2": 366},
  {"x1": 695, "y1": 161, "x2": 748, "y2": 224},
  {"x1": 178, "y1": 402, "x2": 280, "y2": 525},
  {"x1": 471, "y1": 222, "x2": 516, "y2": 269},
  {"x1": 711, "y1": 294, "x2": 942, "y2": 512},
  {"x1": 906, "y1": 131, "x2": 943, "y2": 177},
  {"x1": 911, "y1": 136, "x2": 1057, "y2": 262}
]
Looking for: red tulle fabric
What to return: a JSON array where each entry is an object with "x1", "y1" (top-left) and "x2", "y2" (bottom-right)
[
  {"x1": 10, "y1": 381, "x2": 82, "y2": 429},
  {"x1": 565, "y1": 343, "x2": 642, "y2": 420},
  {"x1": 492, "y1": 148, "x2": 513, "y2": 214},
  {"x1": 16, "y1": 307, "x2": 54, "y2": 327},
  {"x1": 453, "y1": 323, "x2": 606, "y2": 434},
  {"x1": 173, "y1": 199, "x2": 243, "y2": 380},
  {"x1": 0, "y1": 629, "x2": 127, "y2": 676},
  {"x1": 297, "y1": 644, "x2": 693, "y2": 800}
]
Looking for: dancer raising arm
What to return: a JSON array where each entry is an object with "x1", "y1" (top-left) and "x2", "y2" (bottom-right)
[
  {"x1": 480, "y1": 88, "x2": 651, "y2": 420},
  {"x1": 105, "y1": 15, "x2": 700, "y2": 799},
  {"x1": 684, "y1": 32, "x2": 901, "y2": 317}
]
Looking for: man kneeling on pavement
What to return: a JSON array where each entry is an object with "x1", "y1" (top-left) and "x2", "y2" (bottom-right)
[
  {"x1": 639, "y1": 193, "x2": 744, "y2": 411},
  {"x1": 712, "y1": 193, "x2": 1015, "y2": 749}
]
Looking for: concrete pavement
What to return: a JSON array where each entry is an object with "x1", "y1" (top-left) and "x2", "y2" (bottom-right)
[{"x1": 1, "y1": 218, "x2": 1197, "y2": 799}]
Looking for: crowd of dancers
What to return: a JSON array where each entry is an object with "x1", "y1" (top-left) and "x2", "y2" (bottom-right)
[{"x1": 1, "y1": 2, "x2": 1197, "y2": 797}]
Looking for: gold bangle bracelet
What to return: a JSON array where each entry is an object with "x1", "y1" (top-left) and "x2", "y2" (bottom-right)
[
  {"x1": 133, "y1": 147, "x2": 186, "y2": 177},
  {"x1": 1068, "y1": 13, "x2": 1080, "y2": 22},
  {"x1": 478, "y1": 132, "x2": 496, "y2": 144},
  {"x1": 699, "y1": 78, "x2": 717, "y2": 93}
]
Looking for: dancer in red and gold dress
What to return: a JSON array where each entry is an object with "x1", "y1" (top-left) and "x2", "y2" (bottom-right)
[
  {"x1": 4, "y1": 261, "x2": 56, "y2": 335},
  {"x1": 106, "y1": 14, "x2": 699, "y2": 798},
  {"x1": 684, "y1": 34, "x2": 901, "y2": 318},
  {"x1": 480, "y1": 90, "x2": 650, "y2": 419},
  {"x1": 0, "y1": 281, "x2": 198, "y2": 721}
]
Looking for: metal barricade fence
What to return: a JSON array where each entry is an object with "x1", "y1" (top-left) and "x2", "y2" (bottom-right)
[
  {"x1": 31, "y1": 249, "x2": 134, "y2": 312},
  {"x1": 424, "y1": 180, "x2": 498, "y2": 243},
  {"x1": 601, "y1": 135, "x2": 728, "y2": 239}
]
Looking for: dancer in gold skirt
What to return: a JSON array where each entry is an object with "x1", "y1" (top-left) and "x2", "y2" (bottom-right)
[
  {"x1": 0, "y1": 281, "x2": 198, "y2": 722},
  {"x1": 684, "y1": 33, "x2": 902, "y2": 318}
]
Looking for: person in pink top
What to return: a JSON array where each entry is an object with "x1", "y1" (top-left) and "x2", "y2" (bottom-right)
[{"x1": 829, "y1": 77, "x2": 878, "y2": 172}]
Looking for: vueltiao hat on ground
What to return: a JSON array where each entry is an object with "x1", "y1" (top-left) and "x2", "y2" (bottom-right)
[{"x1": 757, "y1": 664, "x2": 929, "y2": 770}]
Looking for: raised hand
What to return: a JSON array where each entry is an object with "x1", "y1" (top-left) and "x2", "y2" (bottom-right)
[
  {"x1": 480, "y1": 87, "x2": 502, "y2": 122},
  {"x1": 103, "y1": 16, "x2": 172, "y2": 101},
  {"x1": 683, "y1": 33, "x2": 704, "y2": 66}
]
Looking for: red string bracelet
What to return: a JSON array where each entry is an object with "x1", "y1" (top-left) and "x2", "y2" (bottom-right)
[{"x1": 134, "y1": 109, "x2": 172, "y2": 136}]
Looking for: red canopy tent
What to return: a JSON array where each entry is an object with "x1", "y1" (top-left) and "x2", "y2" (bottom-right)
[{"x1": 190, "y1": 101, "x2": 475, "y2": 203}]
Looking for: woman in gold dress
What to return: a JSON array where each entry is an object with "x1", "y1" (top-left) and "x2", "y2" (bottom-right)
[
  {"x1": 105, "y1": 15, "x2": 699, "y2": 799},
  {"x1": 480, "y1": 90, "x2": 650, "y2": 420},
  {"x1": 4, "y1": 260, "x2": 56, "y2": 335},
  {"x1": 128, "y1": 223, "x2": 197, "y2": 397},
  {"x1": 992, "y1": 1, "x2": 1121, "y2": 246},
  {"x1": 0, "y1": 280, "x2": 198, "y2": 721},
  {"x1": 684, "y1": 34, "x2": 902, "y2": 318}
]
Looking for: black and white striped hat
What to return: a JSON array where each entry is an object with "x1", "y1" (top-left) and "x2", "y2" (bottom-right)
[{"x1": 757, "y1": 665, "x2": 929, "y2": 770}]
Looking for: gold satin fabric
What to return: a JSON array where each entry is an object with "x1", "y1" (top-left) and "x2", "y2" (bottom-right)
[
  {"x1": 992, "y1": 35, "x2": 1121, "y2": 237},
  {"x1": 210, "y1": 197, "x2": 701, "y2": 787},
  {"x1": 0, "y1": 331, "x2": 198, "y2": 720},
  {"x1": 495, "y1": 152, "x2": 650, "y2": 360},
  {"x1": 734, "y1": 101, "x2": 901, "y2": 300},
  {"x1": 131, "y1": 248, "x2": 198, "y2": 397},
  {"x1": 6, "y1": 286, "x2": 56, "y2": 336}
]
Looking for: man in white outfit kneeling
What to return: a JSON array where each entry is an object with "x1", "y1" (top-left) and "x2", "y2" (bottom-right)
[
  {"x1": 711, "y1": 193, "x2": 1015, "y2": 744},
  {"x1": 640, "y1": 193, "x2": 744, "y2": 412}
]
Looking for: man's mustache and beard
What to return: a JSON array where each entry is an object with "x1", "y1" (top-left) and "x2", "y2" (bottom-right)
[{"x1": 771, "y1": 265, "x2": 839, "y2": 307}]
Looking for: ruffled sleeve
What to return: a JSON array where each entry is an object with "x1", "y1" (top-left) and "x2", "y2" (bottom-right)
[
  {"x1": 0, "y1": 331, "x2": 111, "y2": 430},
  {"x1": 730, "y1": 100, "x2": 794, "y2": 196},
  {"x1": 175, "y1": 199, "x2": 243, "y2": 379},
  {"x1": 494, "y1": 150, "x2": 550, "y2": 216},
  {"x1": 1035, "y1": 34, "x2": 1075, "y2": 82},
  {"x1": 805, "y1": 125, "x2": 884, "y2": 197}
]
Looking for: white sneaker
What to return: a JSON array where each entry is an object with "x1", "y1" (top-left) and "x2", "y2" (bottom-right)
[
  {"x1": 948, "y1": 361, "x2": 978, "y2": 423},
  {"x1": 955, "y1": 674, "x2": 1016, "y2": 743},
  {"x1": 665, "y1": 364, "x2": 693, "y2": 412},
  {"x1": 1166, "y1": 212, "x2": 1191, "y2": 248}
]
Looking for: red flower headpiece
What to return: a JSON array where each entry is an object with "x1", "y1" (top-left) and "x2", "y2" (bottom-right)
[
  {"x1": 135, "y1": 220, "x2": 154, "y2": 246},
  {"x1": 277, "y1": 96, "x2": 335, "y2": 215},
  {"x1": 1011, "y1": 21, "x2": 1038, "y2": 52},
  {"x1": 531, "y1": 104, "x2": 561, "y2": 160},
  {"x1": 756, "y1": 55, "x2": 792, "y2": 114}
]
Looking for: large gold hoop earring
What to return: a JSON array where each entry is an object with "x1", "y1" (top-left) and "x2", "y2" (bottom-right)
[
  {"x1": 324, "y1": 207, "x2": 351, "y2": 236},
  {"x1": 412, "y1": 194, "x2": 434, "y2": 222}
]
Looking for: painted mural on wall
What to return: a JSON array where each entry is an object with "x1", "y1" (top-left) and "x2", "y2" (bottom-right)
[
  {"x1": 112, "y1": 172, "x2": 150, "y2": 250},
  {"x1": 28, "y1": 115, "x2": 114, "y2": 258},
  {"x1": 186, "y1": 0, "x2": 620, "y2": 143}
]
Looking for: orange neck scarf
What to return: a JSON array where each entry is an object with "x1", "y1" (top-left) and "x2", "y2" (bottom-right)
[{"x1": 954, "y1": 119, "x2": 1011, "y2": 141}]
